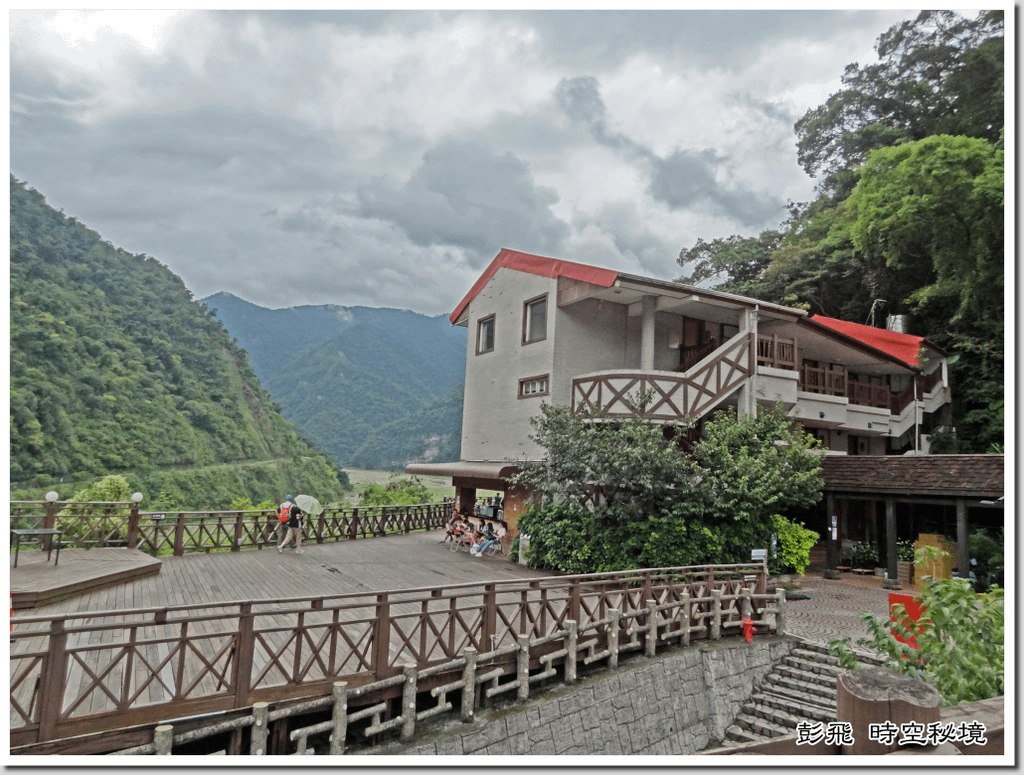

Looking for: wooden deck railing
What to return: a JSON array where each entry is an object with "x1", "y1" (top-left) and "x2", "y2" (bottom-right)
[
  {"x1": 10, "y1": 563, "x2": 770, "y2": 748},
  {"x1": 890, "y1": 371, "x2": 944, "y2": 415},
  {"x1": 756, "y1": 334, "x2": 797, "y2": 370},
  {"x1": 9, "y1": 500, "x2": 453, "y2": 556}
]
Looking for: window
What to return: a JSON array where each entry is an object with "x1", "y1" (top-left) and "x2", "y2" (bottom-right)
[
  {"x1": 476, "y1": 315, "x2": 495, "y2": 354},
  {"x1": 518, "y1": 374, "x2": 549, "y2": 398},
  {"x1": 522, "y1": 295, "x2": 547, "y2": 344}
]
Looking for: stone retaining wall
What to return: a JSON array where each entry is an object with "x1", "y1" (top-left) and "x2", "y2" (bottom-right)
[{"x1": 378, "y1": 636, "x2": 794, "y2": 756}]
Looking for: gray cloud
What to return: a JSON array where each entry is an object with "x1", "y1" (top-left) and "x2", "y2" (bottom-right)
[
  {"x1": 357, "y1": 140, "x2": 570, "y2": 268},
  {"x1": 556, "y1": 75, "x2": 785, "y2": 228}
]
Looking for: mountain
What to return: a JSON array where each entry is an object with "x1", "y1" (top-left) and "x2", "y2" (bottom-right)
[
  {"x1": 201, "y1": 293, "x2": 467, "y2": 468},
  {"x1": 9, "y1": 176, "x2": 348, "y2": 509}
]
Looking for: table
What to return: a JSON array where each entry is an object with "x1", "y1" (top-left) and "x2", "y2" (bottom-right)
[{"x1": 10, "y1": 528, "x2": 63, "y2": 568}]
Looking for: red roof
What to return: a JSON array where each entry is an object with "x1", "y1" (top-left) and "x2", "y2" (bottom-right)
[
  {"x1": 450, "y1": 249, "x2": 619, "y2": 325},
  {"x1": 810, "y1": 315, "x2": 925, "y2": 368}
]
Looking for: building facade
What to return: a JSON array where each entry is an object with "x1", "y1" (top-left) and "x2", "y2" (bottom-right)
[{"x1": 408, "y1": 248, "x2": 960, "y2": 564}]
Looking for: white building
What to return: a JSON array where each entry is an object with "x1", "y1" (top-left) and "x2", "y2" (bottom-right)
[{"x1": 408, "y1": 248, "x2": 952, "y2": 541}]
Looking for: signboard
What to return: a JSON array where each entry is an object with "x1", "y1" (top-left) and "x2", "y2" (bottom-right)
[
  {"x1": 832, "y1": 528, "x2": 838, "y2": 540},
  {"x1": 751, "y1": 549, "x2": 768, "y2": 561},
  {"x1": 832, "y1": 515, "x2": 838, "y2": 528}
]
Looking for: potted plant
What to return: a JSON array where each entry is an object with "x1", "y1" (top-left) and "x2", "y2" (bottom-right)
[{"x1": 897, "y1": 539, "x2": 916, "y2": 583}]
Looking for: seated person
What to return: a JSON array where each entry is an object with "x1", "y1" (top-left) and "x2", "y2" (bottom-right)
[
  {"x1": 451, "y1": 516, "x2": 471, "y2": 546},
  {"x1": 471, "y1": 520, "x2": 505, "y2": 557},
  {"x1": 442, "y1": 512, "x2": 460, "y2": 544}
]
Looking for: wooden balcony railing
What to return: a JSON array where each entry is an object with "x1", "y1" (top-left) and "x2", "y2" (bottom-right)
[
  {"x1": 799, "y1": 363, "x2": 847, "y2": 397},
  {"x1": 890, "y1": 371, "x2": 944, "y2": 415},
  {"x1": 11, "y1": 563, "x2": 771, "y2": 748},
  {"x1": 756, "y1": 334, "x2": 797, "y2": 370},
  {"x1": 849, "y1": 379, "x2": 891, "y2": 410},
  {"x1": 572, "y1": 333, "x2": 753, "y2": 423}
]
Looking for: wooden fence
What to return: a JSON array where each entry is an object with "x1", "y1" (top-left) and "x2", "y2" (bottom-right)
[
  {"x1": 10, "y1": 563, "x2": 772, "y2": 752},
  {"x1": 9, "y1": 499, "x2": 452, "y2": 556}
]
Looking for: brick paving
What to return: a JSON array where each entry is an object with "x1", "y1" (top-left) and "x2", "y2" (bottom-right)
[{"x1": 782, "y1": 571, "x2": 920, "y2": 646}]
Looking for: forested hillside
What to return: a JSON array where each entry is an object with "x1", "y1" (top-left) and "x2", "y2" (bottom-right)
[
  {"x1": 203, "y1": 293, "x2": 467, "y2": 467},
  {"x1": 677, "y1": 10, "x2": 1004, "y2": 452},
  {"x1": 9, "y1": 176, "x2": 349, "y2": 509}
]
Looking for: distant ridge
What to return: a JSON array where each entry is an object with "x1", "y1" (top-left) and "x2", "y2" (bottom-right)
[{"x1": 202, "y1": 292, "x2": 467, "y2": 468}]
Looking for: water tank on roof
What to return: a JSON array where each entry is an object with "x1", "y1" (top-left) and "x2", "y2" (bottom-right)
[{"x1": 886, "y1": 315, "x2": 909, "y2": 333}]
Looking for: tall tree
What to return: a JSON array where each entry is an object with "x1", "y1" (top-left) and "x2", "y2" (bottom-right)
[{"x1": 795, "y1": 10, "x2": 1003, "y2": 187}]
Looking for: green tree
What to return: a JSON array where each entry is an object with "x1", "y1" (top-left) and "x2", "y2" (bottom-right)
[
  {"x1": 513, "y1": 403, "x2": 823, "y2": 573},
  {"x1": 795, "y1": 10, "x2": 1003, "y2": 185},
  {"x1": 358, "y1": 475, "x2": 433, "y2": 506}
]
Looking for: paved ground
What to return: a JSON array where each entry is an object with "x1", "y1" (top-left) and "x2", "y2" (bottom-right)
[{"x1": 782, "y1": 570, "x2": 920, "y2": 647}]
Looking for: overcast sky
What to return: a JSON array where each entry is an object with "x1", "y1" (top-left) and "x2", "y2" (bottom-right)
[{"x1": 10, "y1": 8, "x2": 932, "y2": 316}]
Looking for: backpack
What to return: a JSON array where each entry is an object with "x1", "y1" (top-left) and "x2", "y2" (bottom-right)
[{"x1": 280, "y1": 501, "x2": 292, "y2": 523}]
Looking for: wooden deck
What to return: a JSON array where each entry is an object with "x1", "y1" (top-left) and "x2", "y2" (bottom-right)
[
  {"x1": 10, "y1": 529, "x2": 546, "y2": 618},
  {"x1": 10, "y1": 548, "x2": 162, "y2": 610},
  {"x1": 11, "y1": 529, "x2": 567, "y2": 744}
]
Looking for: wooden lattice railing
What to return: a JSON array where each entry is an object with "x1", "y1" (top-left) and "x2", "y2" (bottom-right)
[
  {"x1": 571, "y1": 332, "x2": 754, "y2": 422},
  {"x1": 10, "y1": 563, "x2": 770, "y2": 749}
]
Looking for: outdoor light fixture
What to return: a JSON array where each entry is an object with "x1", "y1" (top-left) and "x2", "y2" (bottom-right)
[
  {"x1": 867, "y1": 422, "x2": 873, "y2": 429},
  {"x1": 819, "y1": 411, "x2": 825, "y2": 418},
  {"x1": 45, "y1": 491, "x2": 58, "y2": 502},
  {"x1": 131, "y1": 492, "x2": 144, "y2": 503}
]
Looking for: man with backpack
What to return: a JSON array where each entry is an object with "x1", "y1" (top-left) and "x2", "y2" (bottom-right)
[
  {"x1": 278, "y1": 496, "x2": 304, "y2": 554},
  {"x1": 278, "y1": 494, "x2": 298, "y2": 550}
]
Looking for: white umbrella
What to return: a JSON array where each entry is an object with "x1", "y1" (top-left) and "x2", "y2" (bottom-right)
[{"x1": 295, "y1": 494, "x2": 322, "y2": 514}]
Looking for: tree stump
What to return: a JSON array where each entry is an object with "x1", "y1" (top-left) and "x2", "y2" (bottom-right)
[{"x1": 836, "y1": 666, "x2": 940, "y2": 755}]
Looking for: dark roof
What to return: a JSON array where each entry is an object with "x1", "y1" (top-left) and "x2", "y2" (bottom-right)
[{"x1": 822, "y1": 455, "x2": 1004, "y2": 498}]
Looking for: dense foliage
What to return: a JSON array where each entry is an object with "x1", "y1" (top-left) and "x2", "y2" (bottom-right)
[
  {"x1": 513, "y1": 403, "x2": 823, "y2": 573},
  {"x1": 829, "y1": 549, "x2": 1003, "y2": 706},
  {"x1": 676, "y1": 10, "x2": 1004, "y2": 452},
  {"x1": 10, "y1": 177, "x2": 349, "y2": 509},
  {"x1": 204, "y1": 292, "x2": 467, "y2": 467},
  {"x1": 357, "y1": 476, "x2": 434, "y2": 506}
]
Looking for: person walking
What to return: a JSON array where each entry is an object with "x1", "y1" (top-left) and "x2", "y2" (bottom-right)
[
  {"x1": 278, "y1": 500, "x2": 304, "y2": 554},
  {"x1": 278, "y1": 494, "x2": 296, "y2": 548}
]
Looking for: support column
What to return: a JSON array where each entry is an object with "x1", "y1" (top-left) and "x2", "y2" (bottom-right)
[
  {"x1": 824, "y1": 493, "x2": 840, "y2": 579},
  {"x1": 737, "y1": 307, "x2": 758, "y2": 418},
  {"x1": 640, "y1": 295, "x2": 657, "y2": 371},
  {"x1": 884, "y1": 497, "x2": 901, "y2": 590},
  {"x1": 956, "y1": 498, "x2": 970, "y2": 582}
]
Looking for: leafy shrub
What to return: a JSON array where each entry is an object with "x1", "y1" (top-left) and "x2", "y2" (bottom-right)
[
  {"x1": 772, "y1": 515, "x2": 820, "y2": 575},
  {"x1": 829, "y1": 547, "x2": 1003, "y2": 706},
  {"x1": 358, "y1": 475, "x2": 432, "y2": 506},
  {"x1": 850, "y1": 542, "x2": 878, "y2": 569},
  {"x1": 897, "y1": 539, "x2": 916, "y2": 562}
]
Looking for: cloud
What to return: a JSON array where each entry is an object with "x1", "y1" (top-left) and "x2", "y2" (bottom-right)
[
  {"x1": 356, "y1": 140, "x2": 570, "y2": 268},
  {"x1": 556, "y1": 75, "x2": 785, "y2": 228}
]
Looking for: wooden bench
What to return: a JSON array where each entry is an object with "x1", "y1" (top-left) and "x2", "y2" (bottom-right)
[
  {"x1": 10, "y1": 528, "x2": 64, "y2": 568},
  {"x1": 851, "y1": 567, "x2": 873, "y2": 575}
]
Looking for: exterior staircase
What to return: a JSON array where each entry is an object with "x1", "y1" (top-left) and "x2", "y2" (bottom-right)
[{"x1": 723, "y1": 639, "x2": 885, "y2": 745}]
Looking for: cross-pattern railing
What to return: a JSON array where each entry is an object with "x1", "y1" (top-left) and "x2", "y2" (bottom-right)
[
  {"x1": 11, "y1": 563, "x2": 768, "y2": 748},
  {"x1": 571, "y1": 332, "x2": 754, "y2": 422}
]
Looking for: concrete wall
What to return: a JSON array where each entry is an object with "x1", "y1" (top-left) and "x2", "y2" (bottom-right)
[
  {"x1": 550, "y1": 297, "x2": 628, "y2": 408},
  {"x1": 381, "y1": 638, "x2": 793, "y2": 757},
  {"x1": 461, "y1": 268, "x2": 556, "y2": 462}
]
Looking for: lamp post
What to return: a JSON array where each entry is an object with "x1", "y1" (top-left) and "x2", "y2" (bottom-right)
[{"x1": 128, "y1": 492, "x2": 144, "y2": 550}]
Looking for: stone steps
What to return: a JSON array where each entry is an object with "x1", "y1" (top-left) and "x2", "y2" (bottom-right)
[{"x1": 723, "y1": 639, "x2": 876, "y2": 746}]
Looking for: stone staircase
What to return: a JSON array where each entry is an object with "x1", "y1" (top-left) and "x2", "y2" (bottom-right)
[{"x1": 724, "y1": 640, "x2": 884, "y2": 745}]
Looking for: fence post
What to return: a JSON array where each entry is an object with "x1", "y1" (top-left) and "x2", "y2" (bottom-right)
[
  {"x1": 645, "y1": 599, "x2": 658, "y2": 657},
  {"x1": 681, "y1": 593, "x2": 691, "y2": 647},
  {"x1": 711, "y1": 590, "x2": 722, "y2": 640},
  {"x1": 154, "y1": 724, "x2": 174, "y2": 755},
  {"x1": 516, "y1": 633, "x2": 530, "y2": 701},
  {"x1": 569, "y1": 579, "x2": 581, "y2": 624},
  {"x1": 372, "y1": 593, "x2": 391, "y2": 681},
  {"x1": 316, "y1": 509, "x2": 326, "y2": 544},
  {"x1": 607, "y1": 609, "x2": 620, "y2": 670},
  {"x1": 461, "y1": 647, "x2": 477, "y2": 722},
  {"x1": 741, "y1": 589, "x2": 752, "y2": 621},
  {"x1": 401, "y1": 664, "x2": 417, "y2": 741},
  {"x1": 37, "y1": 618, "x2": 69, "y2": 741},
  {"x1": 564, "y1": 620, "x2": 577, "y2": 684},
  {"x1": 330, "y1": 681, "x2": 348, "y2": 755},
  {"x1": 775, "y1": 589, "x2": 786, "y2": 635},
  {"x1": 173, "y1": 513, "x2": 185, "y2": 556},
  {"x1": 127, "y1": 504, "x2": 140, "y2": 550},
  {"x1": 481, "y1": 583, "x2": 497, "y2": 652},
  {"x1": 404, "y1": 506, "x2": 411, "y2": 534},
  {"x1": 232, "y1": 602, "x2": 255, "y2": 708},
  {"x1": 349, "y1": 509, "x2": 359, "y2": 541},
  {"x1": 232, "y1": 511, "x2": 243, "y2": 552},
  {"x1": 250, "y1": 702, "x2": 269, "y2": 755}
]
